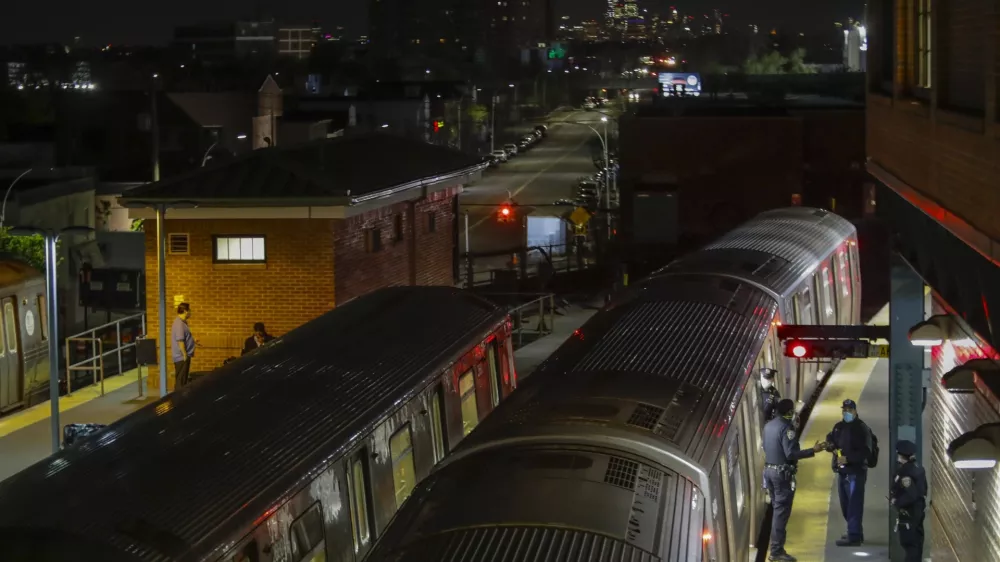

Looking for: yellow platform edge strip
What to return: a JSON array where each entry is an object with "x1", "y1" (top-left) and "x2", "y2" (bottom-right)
[
  {"x1": 782, "y1": 304, "x2": 889, "y2": 562},
  {"x1": 0, "y1": 369, "x2": 142, "y2": 438}
]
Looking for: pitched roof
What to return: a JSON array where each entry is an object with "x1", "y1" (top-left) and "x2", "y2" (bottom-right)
[{"x1": 120, "y1": 133, "x2": 484, "y2": 204}]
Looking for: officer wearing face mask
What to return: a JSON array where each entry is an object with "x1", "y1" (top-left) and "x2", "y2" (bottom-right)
[
  {"x1": 763, "y1": 399, "x2": 827, "y2": 562},
  {"x1": 761, "y1": 368, "x2": 780, "y2": 421},
  {"x1": 825, "y1": 398, "x2": 874, "y2": 546},
  {"x1": 891, "y1": 440, "x2": 927, "y2": 562}
]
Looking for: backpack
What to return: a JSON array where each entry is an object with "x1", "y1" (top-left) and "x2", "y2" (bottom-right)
[{"x1": 866, "y1": 425, "x2": 880, "y2": 468}]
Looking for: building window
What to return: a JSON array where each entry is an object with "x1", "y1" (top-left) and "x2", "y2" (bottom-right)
[
  {"x1": 213, "y1": 236, "x2": 266, "y2": 263},
  {"x1": 393, "y1": 214, "x2": 404, "y2": 242},
  {"x1": 917, "y1": 0, "x2": 932, "y2": 89},
  {"x1": 389, "y1": 424, "x2": 417, "y2": 508},
  {"x1": 426, "y1": 211, "x2": 437, "y2": 233},
  {"x1": 365, "y1": 228, "x2": 382, "y2": 253}
]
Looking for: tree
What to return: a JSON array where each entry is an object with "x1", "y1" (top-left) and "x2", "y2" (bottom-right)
[
  {"x1": 467, "y1": 104, "x2": 489, "y2": 125},
  {"x1": 743, "y1": 49, "x2": 817, "y2": 75},
  {"x1": 0, "y1": 228, "x2": 59, "y2": 271}
]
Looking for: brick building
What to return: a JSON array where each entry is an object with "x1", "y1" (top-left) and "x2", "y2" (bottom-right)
[
  {"x1": 120, "y1": 134, "x2": 484, "y2": 390},
  {"x1": 866, "y1": 1, "x2": 1000, "y2": 559}
]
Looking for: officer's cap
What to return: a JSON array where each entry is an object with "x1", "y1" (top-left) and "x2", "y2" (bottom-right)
[
  {"x1": 842, "y1": 398, "x2": 857, "y2": 410},
  {"x1": 896, "y1": 440, "x2": 917, "y2": 457},
  {"x1": 760, "y1": 368, "x2": 776, "y2": 380},
  {"x1": 776, "y1": 399, "x2": 796, "y2": 416}
]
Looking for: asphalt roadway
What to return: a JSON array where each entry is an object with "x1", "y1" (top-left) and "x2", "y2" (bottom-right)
[{"x1": 460, "y1": 110, "x2": 611, "y2": 257}]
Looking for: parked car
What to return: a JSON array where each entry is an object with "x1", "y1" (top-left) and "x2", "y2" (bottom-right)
[
  {"x1": 491, "y1": 149, "x2": 508, "y2": 163},
  {"x1": 534, "y1": 125, "x2": 548, "y2": 138},
  {"x1": 503, "y1": 143, "x2": 519, "y2": 156},
  {"x1": 481, "y1": 153, "x2": 500, "y2": 168}
]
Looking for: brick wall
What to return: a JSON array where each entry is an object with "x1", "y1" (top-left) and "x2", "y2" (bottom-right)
[
  {"x1": 144, "y1": 218, "x2": 336, "y2": 390},
  {"x1": 335, "y1": 187, "x2": 458, "y2": 304}
]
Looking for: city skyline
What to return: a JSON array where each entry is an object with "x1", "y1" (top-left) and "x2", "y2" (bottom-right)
[{"x1": 3, "y1": 0, "x2": 864, "y2": 46}]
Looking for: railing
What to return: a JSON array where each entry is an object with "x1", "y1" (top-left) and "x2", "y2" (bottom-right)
[
  {"x1": 463, "y1": 241, "x2": 598, "y2": 288},
  {"x1": 64, "y1": 313, "x2": 146, "y2": 397},
  {"x1": 505, "y1": 294, "x2": 557, "y2": 349}
]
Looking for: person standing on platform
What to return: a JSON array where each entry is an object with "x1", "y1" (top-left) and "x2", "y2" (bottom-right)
[
  {"x1": 761, "y1": 368, "x2": 781, "y2": 421},
  {"x1": 826, "y1": 398, "x2": 874, "y2": 546},
  {"x1": 171, "y1": 303, "x2": 196, "y2": 389},
  {"x1": 891, "y1": 440, "x2": 927, "y2": 562},
  {"x1": 764, "y1": 399, "x2": 827, "y2": 562}
]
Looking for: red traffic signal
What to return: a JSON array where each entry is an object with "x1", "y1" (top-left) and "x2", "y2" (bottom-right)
[
  {"x1": 783, "y1": 339, "x2": 873, "y2": 359},
  {"x1": 789, "y1": 341, "x2": 808, "y2": 358},
  {"x1": 497, "y1": 205, "x2": 515, "y2": 223}
]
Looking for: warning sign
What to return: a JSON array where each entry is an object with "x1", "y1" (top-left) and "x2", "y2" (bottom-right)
[{"x1": 569, "y1": 206, "x2": 592, "y2": 226}]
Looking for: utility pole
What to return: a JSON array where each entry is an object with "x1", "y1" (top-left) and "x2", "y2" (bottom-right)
[
  {"x1": 490, "y1": 92, "x2": 496, "y2": 153},
  {"x1": 150, "y1": 74, "x2": 161, "y2": 182}
]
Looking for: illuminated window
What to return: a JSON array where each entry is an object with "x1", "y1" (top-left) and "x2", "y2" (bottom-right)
[
  {"x1": 459, "y1": 371, "x2": 479, "y2": 435},
  {"x1": 348, "y1": 456, "x2": 370, "y2": 550},
  {"x1": 389, "y1": 424, "x2": 416, "y2": 507},
  {"x1": 837, "y1": 250, "x2": 851, "y2": 297},
  {"x1": 4, "y1": 302, "x2": 16, "y2": 353},
  {"x1": 430, "y1": 387, "x2": 447, "y2": 462},
  {"x1": 37, "y1": 295, "x2": 48, "y2": 341},
  {"x1": 917, "y1": 0, "x2": 932, "y2": 89},
  {"x1": 213, "y1": 236, "x2": 266, "y2": 263}
]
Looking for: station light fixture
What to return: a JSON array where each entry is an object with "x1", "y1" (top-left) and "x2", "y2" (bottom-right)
[
  {"x1": 908, "y1": 314, "x2": 954, "y2": 347},
  {"x1": 940, "y1": 358, "x2": 1000, "y2": 393},
  {"x1": 948, "y1": 423, "x2": 1000, "y2": 470}
]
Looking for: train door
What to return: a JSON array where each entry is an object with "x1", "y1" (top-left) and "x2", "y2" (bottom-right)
[
  {"x1": 793, "y1": 285, "x2": 816, "y2": 401},
  {"x1": 0, "y1": 297, "x2": 21, "y2": 410},
  {"x1": 834, "y1": 247, "x2": 853, "y2": 325},
  {"x1": 345, "y1": 449, "x2": 375, "y2": 561},
  {"x1": 486, "y1": 340, "x2": 503, "y2": 407},
  {"x1": 719, "y1": 423, "x2": 749, "y2": 562},
  {"x1": 848, "y1": 241, "x2": 862, "y2": 322}
]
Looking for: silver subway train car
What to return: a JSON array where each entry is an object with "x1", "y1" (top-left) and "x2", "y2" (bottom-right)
[
  {"x1": 0, "y1": 286, "x2": 516, "y2": 562},
  {"x1": 0, "y1": 259, "x2": 50, "y2": 413},
  {"x1": 365, "y1": 208, "x2": 861, "y2": 562}
]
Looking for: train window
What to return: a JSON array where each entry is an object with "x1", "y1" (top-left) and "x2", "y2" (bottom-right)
[
  {"x1": 836, "y1": 249, "x2": 851, "y2": 298},
  {"x1": 289, "y1": 502, "x2": 326, "y2": 562},
  {"x1": 227, "y1": 539, "x2": 259, "y2": 562},
  {"x1": 459, "y1": 370, "x2": 479, "y2": 436},
  {"x1": 389, "y1": 424, "x2": 417, "y2": 508},
  {"x1": 348, "y1": 455, "x2": 371, "y2": 551},
  {"x1": 821, "y1": 267, "x2": 835, "y2": 320},
  {"x1": 731, "y1": 433, "x2": 745, "y2": 516},
  {"x1": 800, "y1": 286, "x2": 813, "y2": 323},
  {"x1": 37, "y1": 295, "x2": 48, "y2": 340},
  {"x1": 4, "y1": 302, "x2": 15, "y2": 353},
  {"x1": 430, "y1": 386, "x2": 447, "y2": 463},
  {"x1": 487, "y1": 342, "x2": 501, "y2": 407}
]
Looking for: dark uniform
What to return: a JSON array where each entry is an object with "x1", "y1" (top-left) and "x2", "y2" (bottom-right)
[
  {"x1": 763, "y1": 399, "x2": 818, "y2": 562},
  {"x1": 826, "y1": 398, "x2": 872, "y2": 545},
  {"x1": 891, "y1": 440, "x2": 927, "y2": 562},
  {"x1": 761, "y1": 368, "x2": 781, "y2": 422}
]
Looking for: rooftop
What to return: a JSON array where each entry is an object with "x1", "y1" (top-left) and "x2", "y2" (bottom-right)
[{"x1": 119, "y1": 133, "x2": 484, "y2": 206}]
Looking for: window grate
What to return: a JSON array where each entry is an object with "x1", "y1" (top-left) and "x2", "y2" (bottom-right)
[
  {"x1": 167, "y1": 233, "x2": 189, "y2": 255},
  {"x1": 626, "y1": 403, "x2": 665, "y2": 430},
  {"x1": 604, "y1": 456, "x2": 638, "y2": 490}
]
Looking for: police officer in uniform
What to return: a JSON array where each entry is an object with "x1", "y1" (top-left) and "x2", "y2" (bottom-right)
[
  {"x1": 761, "y1": 368, "x2": 781, "y2": 421},
  {"x1": 891, "y1": 440, "x2": 927, "y2": 562},
  {"x1": 764, "y1": 399, "x2": 827, "y2": 562}
]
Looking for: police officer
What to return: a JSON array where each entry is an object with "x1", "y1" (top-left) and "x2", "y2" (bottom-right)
[
  {"x1": 764, "y1": 398, "x2": 826, "y2": 562},
  {"x1": 891, "y1": 440, "x2": 927, "y2": 562},
  {"x1": 761, "y1": 367, "x2": 781, "y2": 421},
  {"x1": 826, "y1": 398, "x2": 872, "y2": 546}
]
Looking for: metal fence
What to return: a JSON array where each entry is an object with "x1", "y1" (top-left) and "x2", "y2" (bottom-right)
[
  {"x1": 64, "y1": 313, "x2": 146, "y2": 396},
  {"x1": 503, "y1": 293, "x2": 559, "y2": 349},
  {"x1": 463, "y1": 240, "x2": 599, "y2": 288}
]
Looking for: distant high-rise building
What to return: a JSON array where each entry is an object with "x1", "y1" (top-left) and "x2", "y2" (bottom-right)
[
  {"x1": 843, "y1": 18, "x2": 867, "y2": 71},
  {"x1": 174, "y1": 21, "x2": 276, "y2": 61},
  {"x1": 368, "y1": 0, "x2": 477, "y2": 64}
]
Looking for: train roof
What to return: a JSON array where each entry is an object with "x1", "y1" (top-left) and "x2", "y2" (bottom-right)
[
  {"x1": 454, "y1": 273, "x2": 776, "y2": 469},
  {"x1": 0, "y1": 256, "x2": 42, "y2": 287},
  {"x1": 0, "y1": 286, "x2": 506, "y2": 562},
  {"x1": 658, "y1": 207, "x2": 856, "y2": 298}
]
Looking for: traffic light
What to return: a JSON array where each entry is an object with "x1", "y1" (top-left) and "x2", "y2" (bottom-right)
[
  {"x1": 497, "y1": 204, "x2": 515, "y2": 223},
  {"x1": 783, "y1": 339, "x2": 874, "y2": 359},
  {"x1": 433, "y1": 120, "x2": 444, "y2": 132}
]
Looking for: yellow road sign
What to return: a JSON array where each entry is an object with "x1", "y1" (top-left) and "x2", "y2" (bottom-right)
[{"x1": 569, "y1": 206, "x2": 591, "y2": 226}]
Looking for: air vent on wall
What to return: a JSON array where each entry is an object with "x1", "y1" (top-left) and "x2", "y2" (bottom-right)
[
  {"x1": 167, "y1": 233, "x2": 190, "y2": 255},
  {"x1": 626, "y1": 404, "x2": 665, "y2": 430},
  {"x1": 604, "y1": 456, "x2": 639, "y2": 491},
  {"x1": 643, "y1": 468, "x2": 663, "y2": 502}
]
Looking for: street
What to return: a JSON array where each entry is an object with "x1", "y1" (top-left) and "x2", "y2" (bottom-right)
[{"x1": 460, "y1": 110, "x2": 611, "y2": 258}]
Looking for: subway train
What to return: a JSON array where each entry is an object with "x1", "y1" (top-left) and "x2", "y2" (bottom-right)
[
  {"x1": 0, "y1": 286, "x2": 515, "y2": 562},
  {"x1": 0, "y1": 258, "x2": 50, "y2": 413},
  {"x1": 365, "y1": 207, "x2": 861, "y2": 562}
]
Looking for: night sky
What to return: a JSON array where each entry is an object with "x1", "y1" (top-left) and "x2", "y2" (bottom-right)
[{"x1": 4, "y1": 0, "x2": 863, "y2": 46}]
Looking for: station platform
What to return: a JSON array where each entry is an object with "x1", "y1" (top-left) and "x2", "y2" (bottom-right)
[
  {"x1": 784, "y1": 304, "x2": 929, "y2": 562},
  {"x1": 0, "y1": 369, "x2": 156, "y2": 482}
]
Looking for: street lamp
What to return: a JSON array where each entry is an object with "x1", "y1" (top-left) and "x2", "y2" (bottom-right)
[
  {"x1": 200, "y1": 141, "x2": 219, "y2": 167},
  {"x1": 566, "y1": 116, "x2": 616, "y2": 239},
  {"x1": 1, "y1": 168, "x2": 32, "y2": 229},
  {"x1": 9, "y1": 225, "x2": 94, "y2": 453},
  {"x1": 119, "y1": 200, "x2": 197, "y2": 398}
]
